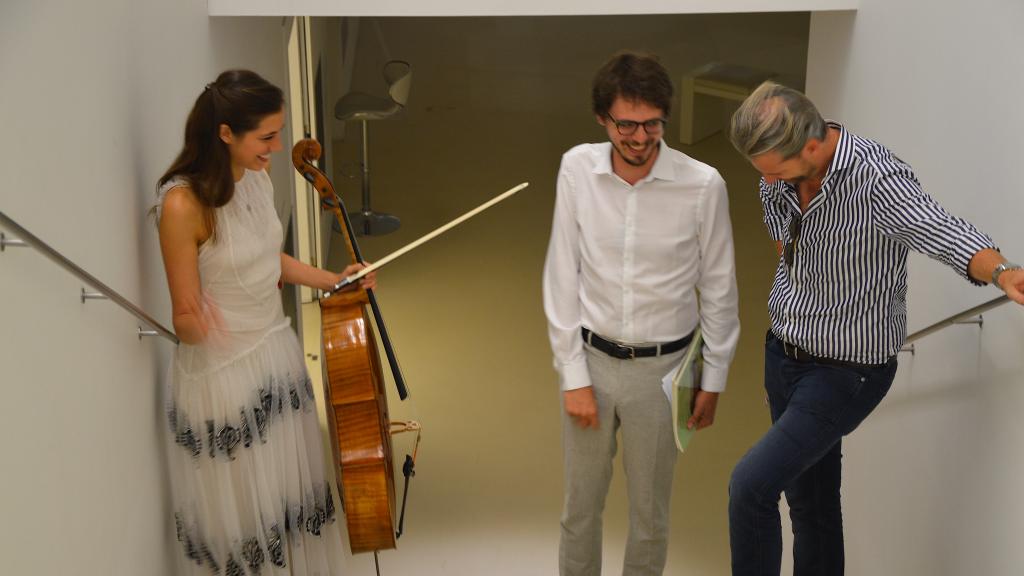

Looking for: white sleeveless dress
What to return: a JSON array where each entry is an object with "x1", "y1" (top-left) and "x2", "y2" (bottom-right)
[{"x1": 158, "y1": 169, "x2": 345, "y2": 576}]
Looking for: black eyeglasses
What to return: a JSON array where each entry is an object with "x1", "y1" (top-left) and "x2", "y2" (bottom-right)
[
  {"x1": 605, "y1": 113, "x2": 667, "y2": 136},
  {"x1": 784, "y1": 213, "x2": 802, "y2": 268}
]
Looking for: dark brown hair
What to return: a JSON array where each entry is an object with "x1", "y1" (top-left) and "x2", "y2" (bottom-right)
[
  {"x1": 591, "y1": 51, "x2": 673, "y2": 119},
  {"x1": 157, "y1": 69, "x2": 284, "y2": 239}
]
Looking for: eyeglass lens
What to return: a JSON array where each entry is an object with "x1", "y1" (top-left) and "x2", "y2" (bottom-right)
[{"x1": 607, "y1": 114, "x2": 665, "y2": 135}]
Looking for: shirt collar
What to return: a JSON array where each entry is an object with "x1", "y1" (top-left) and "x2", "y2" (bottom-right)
[
  {"x1": 593, "y1": 140, "x2": 674, "y2": 183},
  {"x1": 823, "y1": 120, "x2": 854, "y2": 184},
  {"x1": 767, "y1": 121, "x2": 853, "y2": 206}
]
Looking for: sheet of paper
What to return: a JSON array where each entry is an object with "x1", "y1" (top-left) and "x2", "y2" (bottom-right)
[{"x1": 661, "y1": 362, "x2": 681, "y2": 404}]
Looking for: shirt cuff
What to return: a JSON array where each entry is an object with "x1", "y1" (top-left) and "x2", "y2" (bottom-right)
[
  {"x1": 954, "y1": 236, "x2": 998, "y2": 286},
  {"x1": 699, "y1": 362, "x2": 729, "y2": 393},
  {"x1": 558, "y1": 359, "x2": 592, "y2": 392}
]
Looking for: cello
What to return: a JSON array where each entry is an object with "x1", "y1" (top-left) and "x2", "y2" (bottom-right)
[{"x1": 291, "y1": 138, "x2": 412, "y2": 555}]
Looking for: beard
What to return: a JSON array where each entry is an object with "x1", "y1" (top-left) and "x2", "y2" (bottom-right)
[{"x1": 613, "y1": 139, "x2": 658, "y2": 167}]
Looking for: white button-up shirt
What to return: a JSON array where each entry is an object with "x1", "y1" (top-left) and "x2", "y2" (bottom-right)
[{"x1": 543, "y1": 141, "x2": 740, "y2": 392}]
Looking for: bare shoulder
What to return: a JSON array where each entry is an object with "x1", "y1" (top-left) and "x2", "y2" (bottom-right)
[
  {"x1": 162, "y1": 184, "x2": 201, "y2": 216},
  {"x1": 160, "y1": 185, "x2": 208, "y2": 243}
]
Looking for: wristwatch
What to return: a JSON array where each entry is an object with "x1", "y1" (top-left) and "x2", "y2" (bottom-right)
[{"x1": 991, "y1": 261, "x2": 1022, "y2": 288}]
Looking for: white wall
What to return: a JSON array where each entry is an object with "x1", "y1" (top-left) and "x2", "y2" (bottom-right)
[
  {"x1": 0, "y1": 2, "x2": 289, "y2": 574},
  {"x1": 210, "y1": 0, "x2": 856, "y2": 17},
  {"x1": 807, "y1": 4, "x2": 1024, "y2": 574}
]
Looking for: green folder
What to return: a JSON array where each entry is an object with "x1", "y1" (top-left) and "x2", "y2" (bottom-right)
[{"x1": 671, "y1": 327, "x2": 703, "y2": 453}]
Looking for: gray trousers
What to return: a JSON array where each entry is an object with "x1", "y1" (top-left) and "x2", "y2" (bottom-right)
[{"x1": 559, "y1": 343, "x2": 683, "y2": 576}]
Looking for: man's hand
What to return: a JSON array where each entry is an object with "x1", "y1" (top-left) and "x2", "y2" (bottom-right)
[
  {"x1": 687, "y1": 390, "x2": 720, "y2": 431},
  {"x1": 998, "y1": 268, "x2": 1024, "y2": 305},
  {"x1": 564, "y1": 386, "x2": 599, "y2": 429}
]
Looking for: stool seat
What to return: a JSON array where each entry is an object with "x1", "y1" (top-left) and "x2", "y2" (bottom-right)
[
  {"x1": 330, "y1": 60, "x2": 412, "y2": 237},
  {"x1": 335, "y1": 92, "x2": 401, "y2": 122}
]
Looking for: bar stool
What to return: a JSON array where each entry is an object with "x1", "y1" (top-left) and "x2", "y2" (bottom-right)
[{"x1": 334, "y1": 60, "x2": 412, "y2": 236}]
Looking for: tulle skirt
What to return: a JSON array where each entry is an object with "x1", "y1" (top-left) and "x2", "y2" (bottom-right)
[{"x1": 165, "y1": 323, "x2": 345, "y2": 575}]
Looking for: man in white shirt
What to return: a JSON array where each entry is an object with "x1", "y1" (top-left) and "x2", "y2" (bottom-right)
[{"x1": 543, "y1": 51, "x2": 740, "y2": 576}]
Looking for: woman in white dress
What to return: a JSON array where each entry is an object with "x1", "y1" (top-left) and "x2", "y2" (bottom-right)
[{"x1": 157, "y1": 69, "x2": 372, "y2": 575}]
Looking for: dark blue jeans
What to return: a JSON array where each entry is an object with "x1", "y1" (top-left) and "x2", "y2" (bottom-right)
[{"x1": 729, "y1": 331, "x2": 897, "y2": 576}]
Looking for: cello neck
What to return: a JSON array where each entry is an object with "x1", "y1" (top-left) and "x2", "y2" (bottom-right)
[{"x1": 291, "y1": 138, "x2": 409, "y2": 401}]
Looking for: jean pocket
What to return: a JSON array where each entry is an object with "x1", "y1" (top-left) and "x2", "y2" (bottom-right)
[
  {"x1": 795, "y1": 365, "x2": 869, "y2": 426},
  {"x1": 826, "y1": 363, "x2": 896, "y2": 434},
  {"x1": 838, "y1": 359, "x2": 897, "y2": 395}
]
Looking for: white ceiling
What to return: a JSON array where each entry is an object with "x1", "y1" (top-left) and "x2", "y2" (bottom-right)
[{"x1": 209, "y1": 0, "x2": 857, "y2": 17}]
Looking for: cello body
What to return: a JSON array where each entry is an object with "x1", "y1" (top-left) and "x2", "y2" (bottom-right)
[
  {"x1": 321, "y1": 289, "x2": 397, "y2": 553},
  {"x1": 291, "y1": 139, "x2": 401, "y2": 554}
]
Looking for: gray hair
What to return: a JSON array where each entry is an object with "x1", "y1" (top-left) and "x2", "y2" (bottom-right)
[{"x1": 728, "y1": 81, "x2": 826, "y2": 159}]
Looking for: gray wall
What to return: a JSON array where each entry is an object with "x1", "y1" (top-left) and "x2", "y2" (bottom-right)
[
  {"x1": 807, "y1": 4, "x2": 1024, "y2": 575},
  {"x1": 0, "y1": 2, "x2": 289, "y2": 574}
]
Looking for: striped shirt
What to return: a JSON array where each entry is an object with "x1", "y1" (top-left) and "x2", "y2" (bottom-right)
[{"x1": 761, "y1": 122, "x2": 996, "y2": 364}]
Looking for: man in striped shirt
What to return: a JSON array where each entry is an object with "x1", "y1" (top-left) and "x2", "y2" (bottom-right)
[{"x1": 725, "y1": 81, "x2": 1024, "y2": 576}]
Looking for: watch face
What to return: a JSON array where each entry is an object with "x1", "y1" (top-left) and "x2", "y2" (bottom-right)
[
  {"x1": 994, "y1": 262, "x2": 1022, "y2": 286},
  {"x1": 993, "y1": 264, "x2": 1006, "y2": 285}
]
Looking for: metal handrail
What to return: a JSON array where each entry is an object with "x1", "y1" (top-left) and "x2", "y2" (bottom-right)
[
  {"x1": 902, "y1": 294, "x2": 1010, "y2": 352},
  {"x1": 0, "y1": 210, "x2": 178, "y2": 344}
]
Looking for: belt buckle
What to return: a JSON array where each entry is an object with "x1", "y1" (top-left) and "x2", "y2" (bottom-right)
[{"x1": 615, "y1": 343, "x2": 636, "y2": 360}]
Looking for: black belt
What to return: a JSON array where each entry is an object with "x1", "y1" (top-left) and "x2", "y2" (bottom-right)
[
  {"x1": 775, "y1": 333, "x2": 888, "y2": 370},
  {"x1": 582, "y1": 328, "x2": 693, "y2": 360}
]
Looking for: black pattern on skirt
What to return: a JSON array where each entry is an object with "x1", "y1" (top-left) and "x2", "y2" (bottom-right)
[
  {"x1": 174, "y1": 484, "x2": 336, "y2": 574},
  {"x1": 167, "y1": 374, "x2": 316, "y2": 461}
]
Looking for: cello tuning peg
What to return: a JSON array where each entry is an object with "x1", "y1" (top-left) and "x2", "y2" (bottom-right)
[{"x1": 321, "y1": 197, "x2": 338, "y2": 211}]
